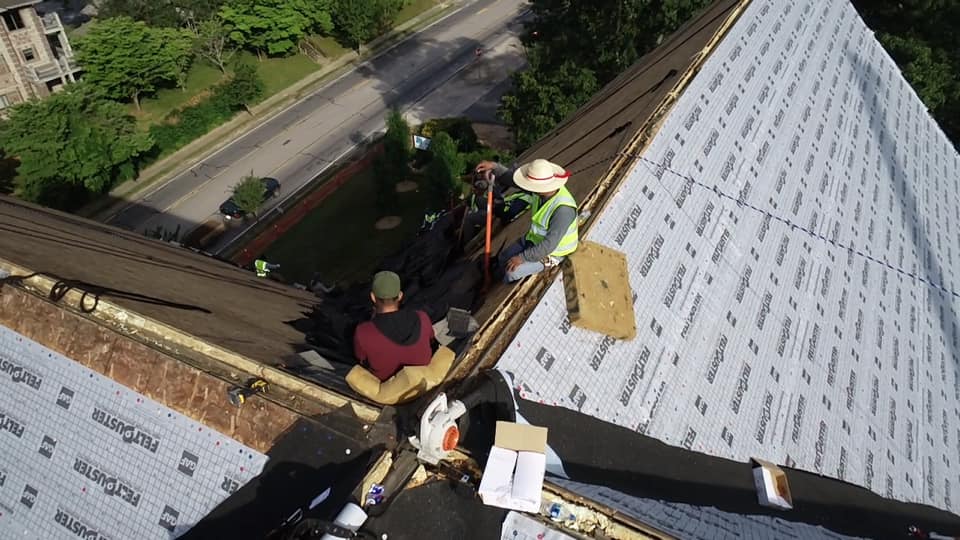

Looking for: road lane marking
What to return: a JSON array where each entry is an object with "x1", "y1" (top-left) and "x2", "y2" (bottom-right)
[{"x1": 348, "y1": 79, "x2": 371, "y2": 92}]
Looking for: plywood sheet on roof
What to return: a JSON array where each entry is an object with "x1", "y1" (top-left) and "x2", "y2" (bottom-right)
[{"x1": 495, "y1": 0, "x2": 960, "y2": 514}]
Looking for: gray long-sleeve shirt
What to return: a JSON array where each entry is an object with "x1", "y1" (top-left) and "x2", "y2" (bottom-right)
[{"x1": 491, "y1": 163, "x2": 578, "y2": 262}]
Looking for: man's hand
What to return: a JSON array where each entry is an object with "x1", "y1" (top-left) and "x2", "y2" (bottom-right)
[
  {"x1": 475, "y1": 160, "x2": 497, "y2": 174},
  {"x1": 506, "y1": 255, "x2": 524, "y2": 273}
]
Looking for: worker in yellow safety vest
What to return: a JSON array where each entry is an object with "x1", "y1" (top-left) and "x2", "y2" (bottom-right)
[
  {"x1": 254, "y1": 259, "x2": 280, "y2": 278},
  {"x1": 475, "y1": 158, "x2": 579, "y2": 282},
  {"x1": 461, "y1": 170, "x2": 537, "y2": 244}
]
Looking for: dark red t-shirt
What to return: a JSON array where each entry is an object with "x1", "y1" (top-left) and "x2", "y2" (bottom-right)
[{"x1": 353, "y1": 309, "x2": 435, "y2": 381}]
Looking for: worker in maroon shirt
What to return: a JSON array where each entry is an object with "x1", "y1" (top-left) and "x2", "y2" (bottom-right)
[{"x1": 353, "y1": 271, "x2": 436, "y2": 381}]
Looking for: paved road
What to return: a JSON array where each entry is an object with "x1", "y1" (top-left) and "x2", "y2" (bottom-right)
[{"x1": 108, "y1": 0, "x2": 528, "y2": 251}]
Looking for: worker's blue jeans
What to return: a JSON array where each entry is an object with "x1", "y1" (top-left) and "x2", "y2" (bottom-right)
[{"x1": 499, "y1": 240, "x2": 545, "y2": 283}]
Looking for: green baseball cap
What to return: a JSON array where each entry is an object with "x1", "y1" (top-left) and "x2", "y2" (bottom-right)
[{"x1": 371, "y1": 271, "x2": 402, "y2": 299}]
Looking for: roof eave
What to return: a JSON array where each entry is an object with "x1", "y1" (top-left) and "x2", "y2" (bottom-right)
[{"x1": 0, "y1": 256, "x2": 381, "y2": 423}]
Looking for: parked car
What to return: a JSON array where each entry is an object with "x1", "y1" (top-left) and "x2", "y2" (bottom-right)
[{"x1": 219, "y1": 177, "x2": 280, "y2": 220}]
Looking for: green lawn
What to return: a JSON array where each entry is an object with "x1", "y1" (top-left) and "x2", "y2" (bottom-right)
[
  {"x1": 136, "y1": 62, "x2": 225, "y2": 126},
  {"x1": 396, "y1": 0, "x2": 440, "y2": 27},
  {"x1": 308, "y1": 35, "x2": 351, "y2": 59},
  {"x1": 242, "y1": 51, "x2": 321, "y2": 98},
  {"x1": 264, "y1": 169, "x2": 430, "y2": 286},
  {"x1": 134, "y1": 53, "x2": 320, "y2": 125}
]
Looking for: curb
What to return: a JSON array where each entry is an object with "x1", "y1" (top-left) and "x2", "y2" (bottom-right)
[{"x1": 83, "y1": 1, "x2": 458, "y2": 222}]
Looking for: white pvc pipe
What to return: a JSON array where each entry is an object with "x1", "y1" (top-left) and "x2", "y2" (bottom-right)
[{"x1": 319, "y1": 502, "x2": 368, "y2": 540}]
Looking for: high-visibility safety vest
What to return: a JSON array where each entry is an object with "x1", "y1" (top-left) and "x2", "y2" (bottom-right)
[
  {"x1": 467, "y1": 192, "x2": 483, "y2": 212},
  {"x1": 504, "y1": 191, "x2": 536, "y2": 212},
  {"x1": 469, "y1": 191, "x2": 535, "y2": 213},
  {"x1": 254, "y1": 259, "x2": 270, "y2": 277},
  {"x1": 524, "y1": 186, "x2": 578, "y2": 257}
]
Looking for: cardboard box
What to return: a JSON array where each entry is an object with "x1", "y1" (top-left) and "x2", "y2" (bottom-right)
[
  {"x1": 751, "y1": 458, "x2": 793, "y2": 510},
  {"x1": 477, "y1": 422, "x2": 549, "y2": 512},
  {"x1": 562, "y1": 241, "x2": 636, "y2": 340}
]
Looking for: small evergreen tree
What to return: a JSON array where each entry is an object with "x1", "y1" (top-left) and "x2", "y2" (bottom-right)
[
  {"x1": 371, "y1": 109, "x2": 410, "y2": 214},
  {"x1": 231, "y1": 174, "x2": 265, "y2": 216},
  {"x1": 383, "y1": 109, "x2": 410, "y2": 179},
  {"x1": 423, "y1": 132, "x2": 464, "y2": 208}
]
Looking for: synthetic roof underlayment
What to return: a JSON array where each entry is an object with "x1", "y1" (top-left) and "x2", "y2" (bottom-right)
[
  {"x1": 0, "y1": 325, "x2": 267, "y2": 538},
  {"x1": 496, "y1": 0, "x2": 960, "y2": 515},
  {"x1": 550, "y1": 478, "x2": 862, "y2": 540}
]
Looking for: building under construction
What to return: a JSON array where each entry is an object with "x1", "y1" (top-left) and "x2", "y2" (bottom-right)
[{"x1": 1, "y1": 0, "x2": 960, "y2": 538}]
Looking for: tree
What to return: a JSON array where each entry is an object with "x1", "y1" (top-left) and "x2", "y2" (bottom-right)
[
  {"x1": 521, "y1": 0, "x2": 640, "y2": 82},
  {"x1": 499, "y1": 0, "x2": 711, "y2": 151},
  {"x1": 878, "y1": 34, "x2": 954, "y2": 111},
  {"x1": 522, "y1": 0, "x2": 710, "y2": 81},
  {"x1": 76, "y1": 17, "x2": 194, "y2": 109},
  {"x1": 383, "y1": 109, "x2": 411, "y2": 178},
  {"x1": 99, "y1": 0, "x2": 182, "y2": 27},
  {"x1": 220, "y1": 62, "x2": 264, "y2": 113},
  {"x1": 333, "y1": 0, "x2": 404, "y2": 51},
  {"x1": 231, "y1": 174, "x2": 266, "y2": 217},
  {"x1": 0, "y1": 84, "x2": 153, "y2": 209},
  {"x1": 499, "y1": 59, "x2": 599, "y2": 150},
  {"x1": 176, "y1": 0, "x2": 227, "y2": 26},
  {"x1": 423, "y1": 132, "x2": 464, "y2": 207},
  {"x1": 194, "y1": 18, "x2": 235, "y2": 72},
  {"x1": 499, "y1": 0, "x2": 714, "y2": 151},
  {"x1": 220, "y1": 0, "x2": 334, "y2": 57},
  {"x1": 372, "y1": 108, "x2": 410, "y2": 214},
  {"x1": 98, "y1": 0, "x2": 225, "y2": 27},
  {"x1": 852, "y1": 0, "x2": 960, "y2": 147},
  {"x1": 157, "y1": 26, "x2": 197, "y2": 91}
]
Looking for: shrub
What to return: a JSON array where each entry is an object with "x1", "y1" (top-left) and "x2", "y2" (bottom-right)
[
  {"x1": 148, "y1": 65, "x2": 264, "y2": 155},
  {"x1": 419, "y1": 117, "x2": 478, "y2": 152},
  {"x1": 231, "y1": 174, "x2": 266, "y2": 216},
  {"x1": 461, "y1": 148, "x2": 513, "y2": 172},
  {"x1": 423, "y1": 132, "x2": 465, "y2": 208}
]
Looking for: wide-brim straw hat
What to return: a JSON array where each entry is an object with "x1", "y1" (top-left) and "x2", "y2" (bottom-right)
[{"x1": 513, "y1": 158, "x2": 570, "y2": 193}]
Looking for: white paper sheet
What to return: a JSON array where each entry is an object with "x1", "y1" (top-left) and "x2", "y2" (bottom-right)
[
  {"x1": 478, "y1": 446, "x2": 519, "y2": 506},
  {"x1": 512, "y1": 451, "x2": 547, "y2": 508},
  {"x1": 479, "y1": 447, "x2": 546, "y2": 512},
  {"x1": 500, "y1": 512, "x2": 575, "y2": 540}
]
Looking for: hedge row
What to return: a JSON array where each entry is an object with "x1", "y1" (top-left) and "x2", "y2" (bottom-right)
[{"x1": 149, "y1": 65, "x2": 263, "y2": 156}]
